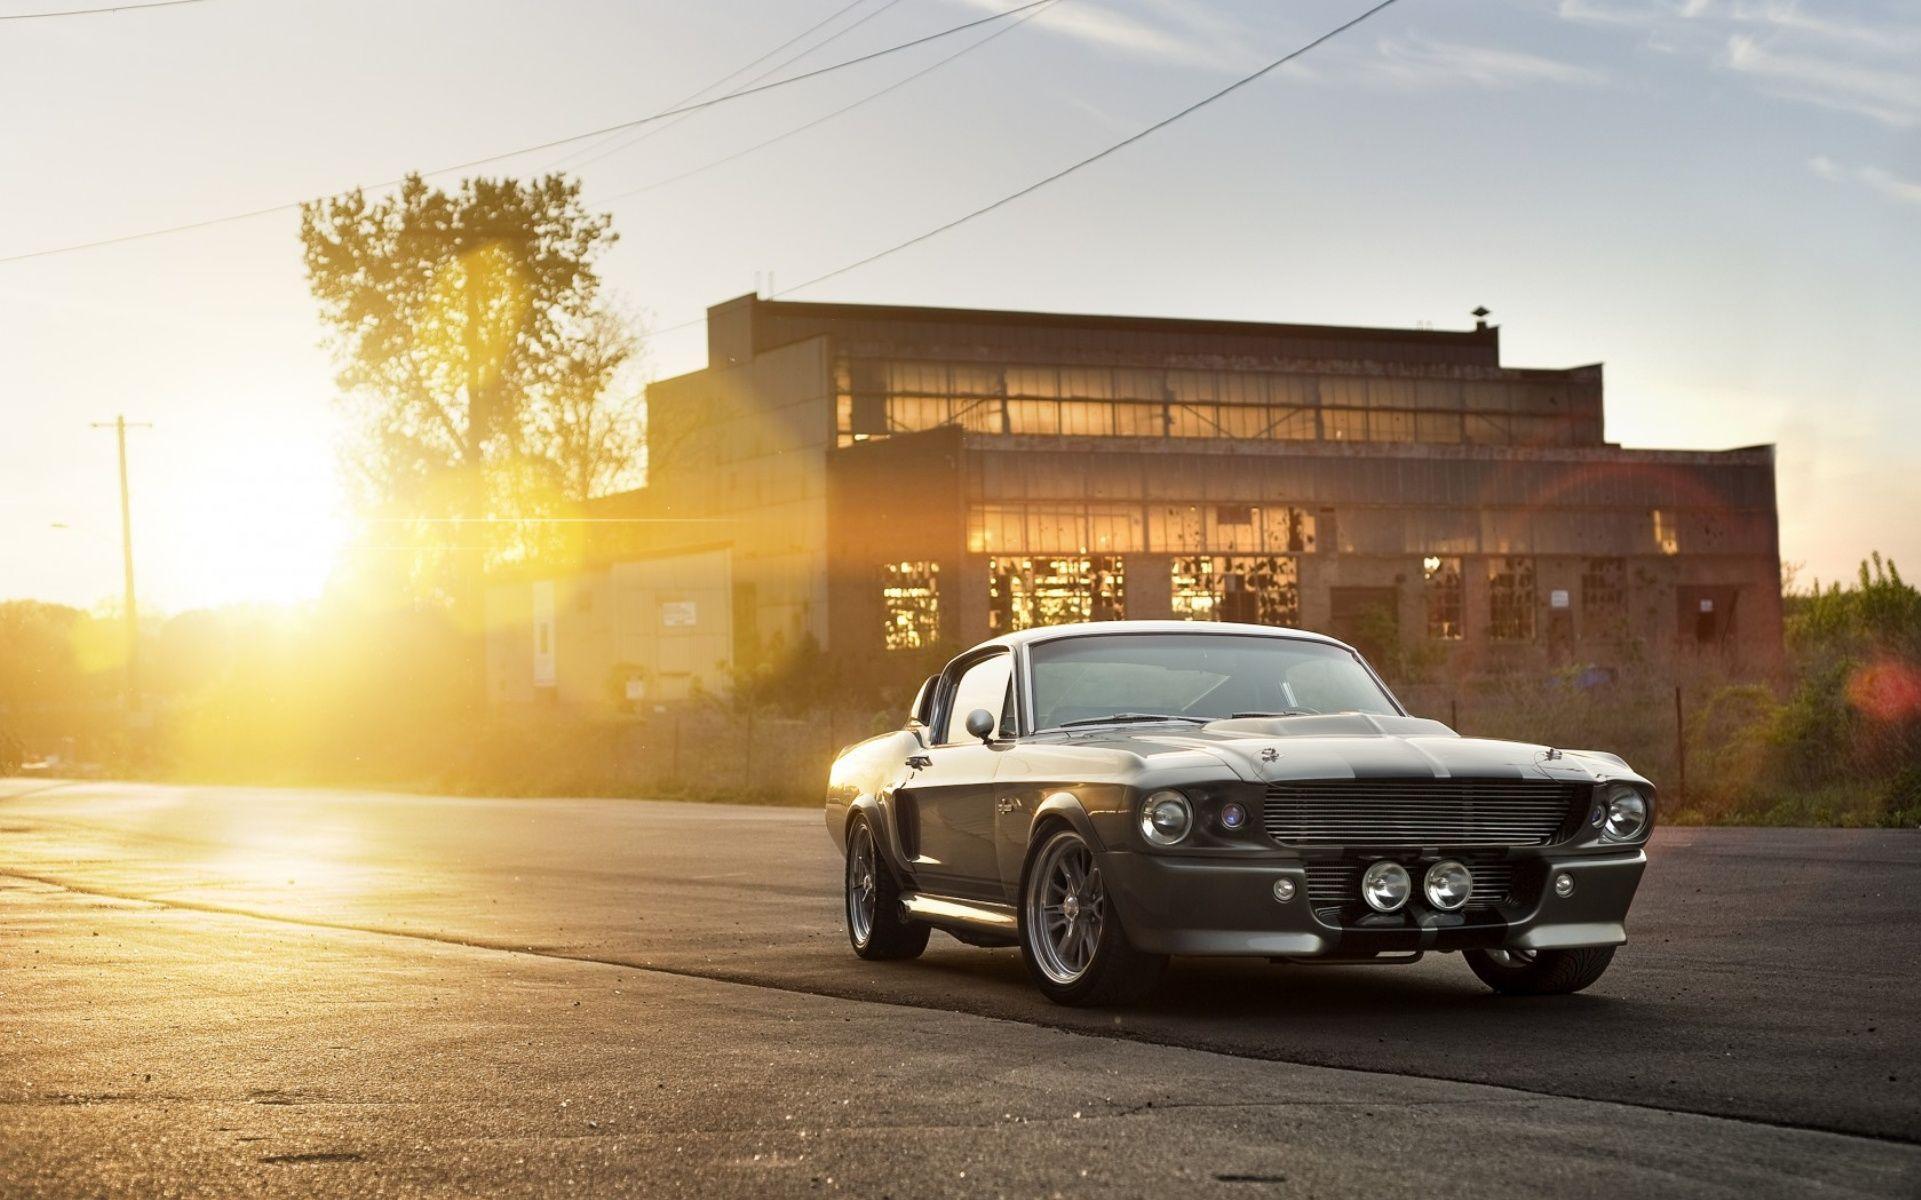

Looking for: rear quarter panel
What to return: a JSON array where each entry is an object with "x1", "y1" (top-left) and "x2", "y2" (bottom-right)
[{"x1": 825, "y1": 730, "x2": 922, "y2": 858}]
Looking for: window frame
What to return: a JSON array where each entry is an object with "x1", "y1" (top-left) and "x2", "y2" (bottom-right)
[
  {"x1": 1013, "y1": 630, "x2": 1406, "y2": 736},
  {"x1": 932, "y1": 647, "x2": 1017, "y2": 746}
]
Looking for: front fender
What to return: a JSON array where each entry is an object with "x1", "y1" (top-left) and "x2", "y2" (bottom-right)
[{"x1": 1028, "y1": 791, "x2": 1105, "y2": 851}]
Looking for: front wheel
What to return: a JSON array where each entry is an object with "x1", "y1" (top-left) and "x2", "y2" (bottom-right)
[
  {"x1": 1465, "y1": 945, "x2": 1615, "y2": 995},
  {"x1": 845, "y1": 815, "x2": 929, "y2": 960},
  {"x1": 1018, "y1": 827, "x2": 1166, "y2": 1006}
]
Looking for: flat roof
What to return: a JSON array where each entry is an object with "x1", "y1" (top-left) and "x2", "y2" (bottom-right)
[
  {"x1": 707, "y1": 293, "x2": 1515, "y2": 370},
  {"x1": 733, "y1": 295, "x2": 1497, "y2": 349}
]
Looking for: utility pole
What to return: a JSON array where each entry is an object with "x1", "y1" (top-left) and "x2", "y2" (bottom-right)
[{"x1": 90, "y1": 415, "x2": 150, "y2": 710}]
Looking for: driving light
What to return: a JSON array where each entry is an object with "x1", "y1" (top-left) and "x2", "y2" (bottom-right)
[
  {"x1": 1423, "y1": 860, "x2": 1473, "y2": 911},
  {"x1": 1219, "y1": 801, "x2": 1249, "y2": 831},
  {"x1": 1139, "y1": 790, "x2": 1194, "y2": 846},
  {"x1": 1272, "y1": 878, "x2": 1297, "y2": 903},
  {"x1": 1602, "y1": 784, "x2": 1649, "y2": 841},
  {"x1": 1360, "y1": 861, "x2": 1411, "y2": 913},
  {"x1": 1554, "y1": 872, "x2": 1576, "y2": 898}
]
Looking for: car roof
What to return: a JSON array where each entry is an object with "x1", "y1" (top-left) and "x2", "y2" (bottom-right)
[{"x1": 973, "y1": 620, "x2": 1356, "y2": 655}]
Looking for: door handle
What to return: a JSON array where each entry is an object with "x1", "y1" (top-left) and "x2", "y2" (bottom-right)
[{"x1": 905, "y1": 754, "x2": 932, "y2": 770}]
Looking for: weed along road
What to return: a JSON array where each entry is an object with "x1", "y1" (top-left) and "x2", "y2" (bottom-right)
[{"x1": 2, "y1": 780, "x2": 1916, "y2": 1197}]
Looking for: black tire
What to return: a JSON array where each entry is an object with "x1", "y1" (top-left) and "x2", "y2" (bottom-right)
[
  {"x1": 1017, "y1": 826, "x2": 1167, "y2": 1007},
  {"x1": 845, "y1": 814, "x2": 929, "y2": 961},
  {"x1": 1465, "y1": 945, "x2": 1616, "y2": 995}
]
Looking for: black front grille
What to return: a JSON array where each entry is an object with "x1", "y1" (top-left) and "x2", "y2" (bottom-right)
[{"x1": 1264, "y1": 778, "x2": 1582, "y2": 847}]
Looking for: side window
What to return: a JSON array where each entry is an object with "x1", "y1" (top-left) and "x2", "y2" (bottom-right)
[{"x1": 941, "y1": 654, "x2": 1013, "y2": 744}]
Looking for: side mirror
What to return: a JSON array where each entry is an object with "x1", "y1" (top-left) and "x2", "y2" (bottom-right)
[{"x1": 964, "y1": 708, "x2": 998, "y2": 743}]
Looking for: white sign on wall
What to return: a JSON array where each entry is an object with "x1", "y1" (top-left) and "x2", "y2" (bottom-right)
[
  {"x1": 1549, "y1": 589, "x2": 1570, "y2": 609},
  {"x1": 660, "y1": 600, "x2": 698, "y2": 628}
]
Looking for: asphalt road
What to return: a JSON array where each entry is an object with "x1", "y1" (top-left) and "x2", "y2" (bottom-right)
[{"x1": 3, "y1": 779, "x2": 1917, "y2": 1197}]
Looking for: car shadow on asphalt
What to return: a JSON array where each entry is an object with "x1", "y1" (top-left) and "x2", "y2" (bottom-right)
[{"x1": 890, "y1": 939, "x2": 1628, "y2": 1025}]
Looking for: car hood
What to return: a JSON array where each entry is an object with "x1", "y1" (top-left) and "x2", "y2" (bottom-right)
[{"x1": 1037, "y1": 713, "x2": 1639, "y2": 787}]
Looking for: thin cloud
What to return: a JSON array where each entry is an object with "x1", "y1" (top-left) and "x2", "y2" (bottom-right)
[
  {"x1": 1371, "y1": 34, "x2": 1606, "y2": 89},
  {"x1": 1726, "y1": 2, "x2": 1921, "y2": 55},
  {"x1": 1806, "y1": 153, "x2": 1844, "y2": 180},
  {"x1": 1807, "y1": 156, "x2": 1921, "y2": 208},
  {"x1": 1555, "y1": 0, "x2": 1681, "y2": 26},
  {"x1": 1859, "y1": 166, "x2": 1921, "y2": 207},
  {"x1": 1555, "y1": 0, "x2": 1921, "y2": 124},
  {"x1": 956, "y1": 0, "x2": 1260, "y2": 71},
  {"x1": 1726, "y1": 33, "x2": 1921, "y2": 127}
]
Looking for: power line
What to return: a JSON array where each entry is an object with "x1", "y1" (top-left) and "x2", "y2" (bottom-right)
[
  {"x1": 0, "y1": 0, "x2": 1050, "y2": 265},
  {"x1": 639, "y1": 0, "x2": 1400, "y2": 342},
  {"x1": 775, "y1": 0, "x2": 1405, "y2": 298},
  {"x1": 547, "y1": 0, "x2": 876, "y2": 171},
  {"x1": 565, "y1": 0, "x2": 912, "y2": 174},
  {"x1": 1, "y1": 0, "x2": 205, "y2": 19},
  {"x1": 600, "y1": 0, "x2": 1063, "y2": 203}
]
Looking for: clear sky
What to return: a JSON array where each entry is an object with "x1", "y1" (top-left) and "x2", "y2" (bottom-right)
[{"x1": 2, "y1": 0, "x2": 1915, "y2": 613}]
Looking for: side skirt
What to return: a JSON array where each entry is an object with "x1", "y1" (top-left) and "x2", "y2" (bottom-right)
[{"x1": 900, "y1": 892, "x2": 1020, "y2": 948}]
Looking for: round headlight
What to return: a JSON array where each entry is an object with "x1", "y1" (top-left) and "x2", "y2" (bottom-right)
[
  {"x1": 1360, "y1": 861, "x2": 1411, "y2": 913},
  {"x1": 1603, "y1": 784, "x2": 1649, "y2": 841},
  {"x1": 1219, "y1": 801, "x2": 1248, "y2": 831},
  {"x1": 1139, "y1": 790, "x2": 1194, "y2": 846},
  {"x1": 1423, "y1": 860, "x2": 1473, "y2": 911}
]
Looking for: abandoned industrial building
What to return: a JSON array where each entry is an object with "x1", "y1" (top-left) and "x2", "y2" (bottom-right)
[{"x1": 486, "y1": 295, "x2": 1782, "y2": 706}]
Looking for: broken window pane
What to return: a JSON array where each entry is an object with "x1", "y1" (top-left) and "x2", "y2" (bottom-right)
[
  {"x1": 1171, "y1": 556, "x2": 1301, "y2": 627},
  {"x1": 1488, "y1": 555, "x2": 1538, "y2": 640},
  {"x1": 1423, "y1": 555, "x2": 1464, "y2": 640},
  {"x1": 882, "y1": 562, "x2": 940, "y2": 651},
  {"x1": 1651, "y1": 509, "x2": 1680, "y2": 555},
  {"x1": 988, "y1": 557, "x2": 1126, "y2": 632},
  {"x1": 1581, "y1": 557, "x2": 1628, "y2": 638}
]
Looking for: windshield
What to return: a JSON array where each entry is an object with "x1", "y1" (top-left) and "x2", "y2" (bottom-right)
[{"x1": 1027, "y1": 633, "x2": 1398, "y2": 731}]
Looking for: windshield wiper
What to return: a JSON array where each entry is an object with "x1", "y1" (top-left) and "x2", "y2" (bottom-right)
[
  {"x1": 1230, "y1": 708, "x2": 1321, "y2": 718},
  {"x1": 1056, "y1": 712, "x2": 1208, "y2": 728}
]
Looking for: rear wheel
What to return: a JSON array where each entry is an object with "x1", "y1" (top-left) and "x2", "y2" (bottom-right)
[
  {"x1": 1018, "y1": 827, "x2": 1166, "y2": 1006},
  {"x1": 845, "y1": 815, "x2": 929, "y2": 960},
  {"x1": 1465, "y1": 945, "x2": 1615, "y2": 995}
]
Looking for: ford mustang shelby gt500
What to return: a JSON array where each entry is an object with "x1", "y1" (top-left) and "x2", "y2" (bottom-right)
[{"x1": 826, "y1": 621, "x2": 1653, "y2": 1006}]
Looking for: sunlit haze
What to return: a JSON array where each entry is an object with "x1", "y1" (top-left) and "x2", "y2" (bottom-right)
[{"x1": 2, "y1": 0, "x2": 1915, "y2": 613}]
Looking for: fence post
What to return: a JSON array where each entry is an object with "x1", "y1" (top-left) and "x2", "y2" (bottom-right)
[
  {"x1": 670, "y1": 709, "x2": 681, "y2": 785},
  {"x1": 745, "y1": 706, "x2": 756, "y2": 793},
  {"x1": 1674, "y1": 684, "x2": 1687, "y2": 805}
]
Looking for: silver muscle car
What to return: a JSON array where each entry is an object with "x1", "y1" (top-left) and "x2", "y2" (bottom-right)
[{"x1": 826, "y1": 621, "x2": 1654, "y2": 1006}]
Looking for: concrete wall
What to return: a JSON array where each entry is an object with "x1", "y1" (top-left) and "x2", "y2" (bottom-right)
[{"x1": 646, "y1": 337, "x2": 835, "y2": 661}]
